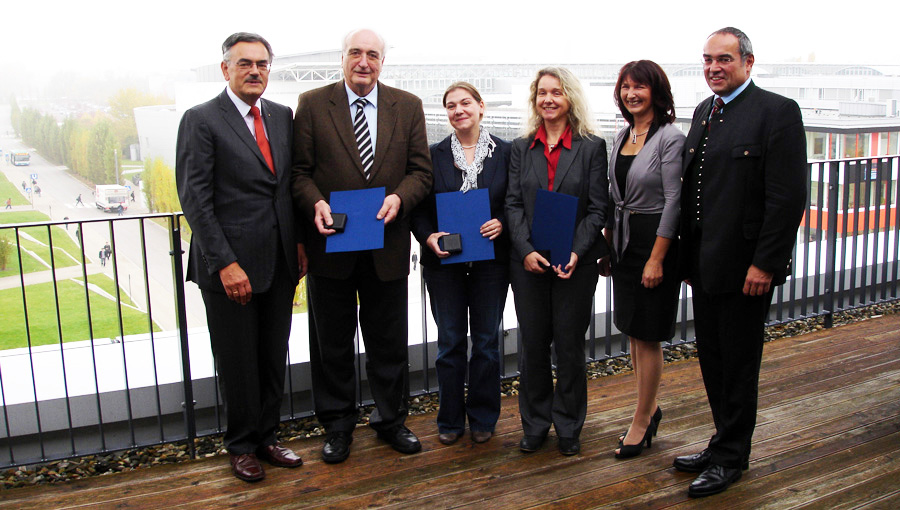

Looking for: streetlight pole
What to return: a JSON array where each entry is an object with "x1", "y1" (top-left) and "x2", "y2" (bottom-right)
[{"x1": 114, "y1": 149, "x2": 120, "y2": 185}]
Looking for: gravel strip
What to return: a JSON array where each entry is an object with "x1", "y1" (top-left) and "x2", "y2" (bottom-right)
[{"x1": 4, "y1": 301, "x2": 898, "y2": 489}]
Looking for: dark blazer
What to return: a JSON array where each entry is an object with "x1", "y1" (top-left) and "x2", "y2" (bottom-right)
[
  {"x1": 678, "y1": 81, "x2": 807, "y2": 293},
  {"x1": 176, "y1": 89, "x2": 300, "y2": 293},
  {"x1": 411, "y1": 135, "x2": 511, "y2": 268},
  {"x1": 505, "y1": 133, "x2": 609, "y2": 265},
  {"x1": 291, "y1": 81, "x2": 433, "y2": 281}
]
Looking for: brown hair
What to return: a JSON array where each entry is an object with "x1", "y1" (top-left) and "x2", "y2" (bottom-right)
[
  {"x1": 613, "y1": 60, "x2": 676, "y2": 125},
  {"x1": 442, "y1": 81, "x2": 483, "y2": 106},
  {"x1": 443, "y1": 81, "x2": 485, "y2": 121}
]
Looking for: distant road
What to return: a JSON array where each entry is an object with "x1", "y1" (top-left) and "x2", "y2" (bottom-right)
[{"x1": 0, "y1": 104, "x2": 208, "y2": 331}]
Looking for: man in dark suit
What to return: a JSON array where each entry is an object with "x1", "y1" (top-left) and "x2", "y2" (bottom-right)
[
  {"x1": 176, "y1": 32, "x2": 306, "y2": 482},
  {"x1": 675, "y1": 27, "x2": 807, "y2": 497},
  {"x1": 291, "y1": 28, "x2": 432, "y2": 463}
]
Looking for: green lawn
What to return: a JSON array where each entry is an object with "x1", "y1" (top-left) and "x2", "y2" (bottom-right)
[
  {"x1": 0, "y1": 171, "x2": 30, "y2": 206},
  {"x1": 0, "y1": 211, "x2": 81, "y2": 277},
  {"x1": 0, "y1": 275, "x2": 161, "y2": 350},
  {"x1": 1, "y1": 210, "x2": 160, "y2": 349}
]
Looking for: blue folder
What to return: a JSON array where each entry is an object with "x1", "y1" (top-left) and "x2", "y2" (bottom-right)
[
  {"x1": 531, "y1": 189, "x2": 578, "y2": 268},
  {"x1": 325, "y1": 187, "x2": 385, "y2": 253},
  {"x1": 435, "y1": 189, "x2": 495, "y2": 264}
]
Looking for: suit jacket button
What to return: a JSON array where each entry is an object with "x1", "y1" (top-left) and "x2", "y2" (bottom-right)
[
  {"x1": 744, "y1": 150, "x2": 750, "y2": 155},
  {"x1": 689, "y1": 148, "x2": 695, "y2": 154}
]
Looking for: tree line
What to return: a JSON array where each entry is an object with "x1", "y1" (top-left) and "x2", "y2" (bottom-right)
[{"x1": 9, "y1": 89, "x2": 171, "y2": 188}]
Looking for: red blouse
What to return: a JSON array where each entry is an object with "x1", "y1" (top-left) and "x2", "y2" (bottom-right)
[{"x1": 529, "y1": 124, "x2": 572, "y2": 191}]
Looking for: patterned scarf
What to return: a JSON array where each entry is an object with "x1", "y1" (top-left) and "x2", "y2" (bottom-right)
[{"x1": 450, "y1": 127, "x2": 496, "y2": 192}]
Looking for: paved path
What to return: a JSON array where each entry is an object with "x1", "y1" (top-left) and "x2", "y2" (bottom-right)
[
  {"x1": 0, "y1": 106, "x2": 208, "y2": 330},
  {"x1": 0, "y1": 264, "x2": 105, "y2": 290}
]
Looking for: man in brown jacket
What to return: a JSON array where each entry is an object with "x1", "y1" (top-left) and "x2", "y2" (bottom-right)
[{"x1": 291, "y1": 28, "x2": 432, "y2": 464}]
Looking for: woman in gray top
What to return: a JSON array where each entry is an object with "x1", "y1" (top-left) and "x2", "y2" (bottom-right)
[{"x1": 600, "y1": 60, "x2": 685, "y2": 459}]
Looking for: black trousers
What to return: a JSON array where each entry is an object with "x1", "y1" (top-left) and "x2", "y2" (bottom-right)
[
  {"x1": 307, "y1": 252, "x2": 409, "y2": 434},
  {"x1": 510, "y1": 261, "x2": 600, "y2": 439},
  {"x1": 692, "y1": 287, "x2": 773, "y2": 469},
  {"x1": 200, "y1": 256, "x2": 296, "y2": 455}
]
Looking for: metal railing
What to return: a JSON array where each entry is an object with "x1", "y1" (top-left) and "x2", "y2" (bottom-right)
[{"x1": 0, "y1": 155, "x2": 897, "y2": 469}]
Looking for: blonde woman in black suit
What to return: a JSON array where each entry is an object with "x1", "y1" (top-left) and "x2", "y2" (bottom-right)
[{"x1": 505, "y1": 67, "x2": 609, "y2": 456}]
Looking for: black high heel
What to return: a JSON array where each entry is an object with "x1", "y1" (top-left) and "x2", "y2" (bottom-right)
[
  {"x1": 615, "y1": 406, "x2": 662, "y2": 459},
  {"x1": 651, "y1": 406, "x2": 662, "y2": 437},
  {"x1": 615, "y1": 425, "x2": 653, "y2": 459},
  {"x1": 619, "y1": 406, "x2": 662, "y2": 442}
]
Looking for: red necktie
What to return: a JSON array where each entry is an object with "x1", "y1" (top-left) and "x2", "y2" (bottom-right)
[
  {"x1": 707, "y1": 97, "x2": 725, "y2": 132},
  {"x1": 250, "y1": 106, "x2": 275, "y2": 174}
]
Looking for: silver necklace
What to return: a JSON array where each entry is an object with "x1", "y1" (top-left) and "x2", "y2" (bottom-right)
[{"x1": 630, "y1": 128, "x2": 649, "y2": 144}]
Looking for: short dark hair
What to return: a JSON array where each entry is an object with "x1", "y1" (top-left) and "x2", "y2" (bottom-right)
[
  {"x1": 710, "y1": 27, "x2": 753, "y2": 62},
  {"x1": 222, "y1": 32, "x2": 274, "y2": 63},
  {"x1": 613, "y1": 60, "x2": 676, "y2": 125}
]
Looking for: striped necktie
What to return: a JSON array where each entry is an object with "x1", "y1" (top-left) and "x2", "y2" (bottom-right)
[
  {"x1": 707, "y1": 97, "x2": 725, "y2": 131},
  {"x1": 353, "y1": 98, "x2": 374, "y2": 178}
]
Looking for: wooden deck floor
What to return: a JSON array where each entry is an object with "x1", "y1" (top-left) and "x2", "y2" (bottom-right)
[{"x1": 2, "y1": 314, "x2": 899, "y2": 509}]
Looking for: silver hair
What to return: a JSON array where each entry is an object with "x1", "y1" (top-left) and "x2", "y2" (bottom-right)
[
  {"x1": 341, "y1": 29, "x2": 387, "y2": 58},
  {"x1": 710, "y1": 27, "x2": 753, "y2": 62}
]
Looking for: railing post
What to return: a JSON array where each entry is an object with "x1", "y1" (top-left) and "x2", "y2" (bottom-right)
[
  {"x1": 169, "y1": 214, "x2": 197, "y2": 458},
  {"x1": 823, "y1": 161, "x2": 840, "y2": 328}
]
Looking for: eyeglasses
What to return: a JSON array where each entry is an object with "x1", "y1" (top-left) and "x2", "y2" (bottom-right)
[{"x1": 229, "y1": 60, "x2": 271, "y2": 72}]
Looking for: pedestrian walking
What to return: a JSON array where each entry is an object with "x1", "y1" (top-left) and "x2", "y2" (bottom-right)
[
  {"x1": 75, "y1": 194, "x2": 84, "y2": 207},
  {"x1": 4, "y1": 198, "x2": 11, "y2": 209},
  {"x1": 99, "y1": 248, "x2": 106, "y2": 267}
]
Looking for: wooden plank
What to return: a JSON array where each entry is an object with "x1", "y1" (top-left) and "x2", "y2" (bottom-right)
[
  {"x1": 0, "y1": 315, "x2": 896, "y2": 510},
  {"x1": 325, "y1": 388, "x2": 900, "y2": 509},
  {"x1": 756, "y1": 454, "x2": 900, "y2": 510},
  {"x1": 590, "y1": 422, "x2": 900, "y2": 510},
  {"x1": 853, "y1": 489, "x2": 900, "y2": 510},
  {"x1": 656, "y1": 430, "x2": 900, "y2": 510},
  {"x1": 501, "y1": 410, "x2": 900, "y2": 510}
]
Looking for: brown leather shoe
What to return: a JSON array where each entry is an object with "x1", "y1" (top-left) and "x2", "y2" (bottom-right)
[
  {"x1": 471, "y1": 430, "x2": 492, "y2": 443},
  {"x1": 230, "y1": 453, "x2": 265, "y2": 482},
  {"x1": 257, "y1": 444, "x2": 303, "y2": 468},
  {"x1": 438, "y1": 432, "x2": 462, "y2": 445}
]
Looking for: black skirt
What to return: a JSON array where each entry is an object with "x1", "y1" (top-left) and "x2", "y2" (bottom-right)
[{"x1": 611, "y1": 213, "x2": 680, "y2": 342}]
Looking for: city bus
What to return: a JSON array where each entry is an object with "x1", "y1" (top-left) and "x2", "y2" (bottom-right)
[{"x1": 11, "y1": 152, "x2": 30, "y2": 166}]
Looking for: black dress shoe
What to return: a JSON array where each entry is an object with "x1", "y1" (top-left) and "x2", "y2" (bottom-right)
[
  {"x1": 558, "y1": 437, "x2": 581, "y2": 456},
  {"x1": 688, "y1": 464, "x2": 742, "y2": 498},
  {"x1": 378, "y1": 425, "x2": 422, "y2": 454},
  {"x1": 322, "y1": 431, "x2": 353, "y2": 464},
  {"x1": 230, "y1": 453, "x2": 265, "y2": 482},
  {"x1": 257, "y1": 444, "x2": 303, "y2": 468},
  {"x1": 674, "y1": 449, "x2": 749, "y2": 473},
  {"x1": 519, "y1": 435, "x2": 545, "y2": 453},
  {"x1": 673, "y1": 449, "x2": 712, "y2": 472},
  {"x1": 438, "y1": 431, "x2": 462, "y2": 445}
]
